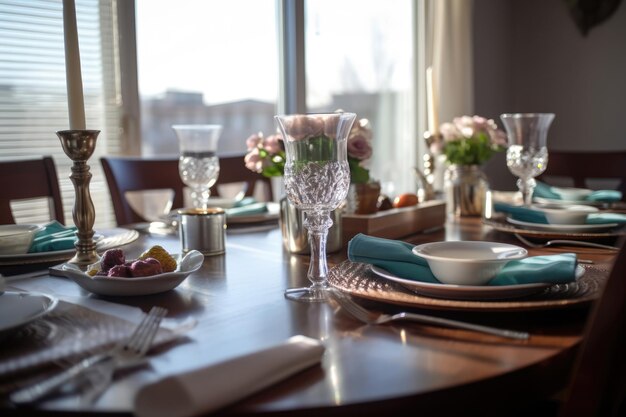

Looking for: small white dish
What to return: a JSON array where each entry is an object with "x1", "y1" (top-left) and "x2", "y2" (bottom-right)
[
  {"x1": 552, "y1": 187, "x2": 592, "y2": 201},
  {"x1": 535, "y1": 205, "x2": 599, "y2": 225},
  {"x1": 506, "y1": 217, "x2": 619, "y2": 233},
  {"x1": 0, "y1": 224, "x2": 44, "y2": 255},
  {"x1": 370, "y1": 265, "x2": 584, "y2": 301},
  {"x1": 62, "y1": 250, "x2": 204, "y2": 296},
  {"x1": 0, "y1": 291, "x2": 58, "y2": 335},
  {"x1": 412, "y1": 241, "x2": 527, "y2": 286}
]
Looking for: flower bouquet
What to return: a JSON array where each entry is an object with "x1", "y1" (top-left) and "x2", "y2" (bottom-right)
[
  {"x1": 434, "y1": 115, "x2": 507, "y2": 165},
  {"x1": 433, "y1": 115, "x2": 507, "y2": 217}
]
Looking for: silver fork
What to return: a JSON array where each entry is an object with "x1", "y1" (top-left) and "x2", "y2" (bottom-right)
[
  {"x1": 328, "y1": 289, "x2": 529, "y2": 340},
  {"x1": 514, "y1": 233, "x2": 619, "y2": 251},
  {"x1": 11, "y1": 306, "x2": 167, "y2": 404}
]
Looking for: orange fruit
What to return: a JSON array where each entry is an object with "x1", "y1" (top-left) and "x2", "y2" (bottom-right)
[{"x1": 393, "y1": 193, "x2": 419, "y2": 208}]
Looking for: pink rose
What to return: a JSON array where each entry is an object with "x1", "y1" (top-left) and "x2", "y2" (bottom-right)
[
  {"x1": 246, "y1": 133, "x2": 263, "y2": 151},
  {"x1": 283, "y1": 115, "x2": 324, "y2": 140},
  {"x1": 454, "y1": 116, "x2": 475, "y2": 138},
  {"x1": 263, "y1": 134, "x2": 283, "y2": 154},
  {"x1": 347, "y1": 134, "x2": 373, "y2": 161},
  {"x1": 440, "y1": 122, "x2": 462, "y2": 142},
  {"x1": 244, "y1": 148, "x2": 263, "y2": 173},
  {"x1": 323, "y1": 114, "x2": 341, "y2": 138}
]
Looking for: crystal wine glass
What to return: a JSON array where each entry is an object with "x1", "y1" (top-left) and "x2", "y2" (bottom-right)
[
  {"x1": 172, "y1": 124, "x2": 222, "y2": 209},
  {"x1": 275, "y1": 112, "x2": 356, "y2": 302},
  {"x1": 500, "y1": 113, "x2": 554, "y2": 206}
]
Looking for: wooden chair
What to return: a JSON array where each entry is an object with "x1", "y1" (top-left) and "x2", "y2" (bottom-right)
[
  {"x1": 557, "y1": 238, "x2": 626, "y2": 417},
  {"x1": 538, "y1": 151, "x2": 626, "y2": 199},
  {"x1": 0, "y1": 156, "x2": 64, "y2": 224},
  {"x1": 101, "y1": 154, "x2": 273, "y2": 226}
]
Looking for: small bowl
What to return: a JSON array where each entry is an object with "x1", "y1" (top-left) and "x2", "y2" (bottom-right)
[
  {"x1": 536, "y1": 204, "x2": 598, "y2": 225},
  {"x1": 553, "y1": 187, "x2": 592, "y2": 201},
  {"x1": 0, "y1": 224, "x2": 43, "y2": 255},
  {"x1": 412, "y1": 241, "x2": 527, "y2": 286}
]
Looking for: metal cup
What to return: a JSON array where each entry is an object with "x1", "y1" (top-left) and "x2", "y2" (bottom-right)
[{"x1": 178, "y1": 208, "x2": 226, "y2": 256}]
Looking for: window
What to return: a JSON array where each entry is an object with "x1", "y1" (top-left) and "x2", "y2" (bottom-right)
[
  {"x1": 304, "y1": 0, "x2": 416, "y2": 196},
  {"x1": 135, "y1": 0, "x2": 279, "y2": 157}
]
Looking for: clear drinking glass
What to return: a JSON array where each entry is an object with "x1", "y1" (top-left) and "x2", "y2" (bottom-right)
[
  {"x1": 172, "y1": 124, "x2": 223, "y2": 209},
  {"x1": 500, "y1": 113, "x2": 555, "y2": 206},
  {"x1": 275, "y1": 112, "x2": 356, "y2": 302}
]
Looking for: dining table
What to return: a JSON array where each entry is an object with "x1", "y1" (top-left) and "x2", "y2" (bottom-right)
[{"x1": 0, "y1": 215, "x2": 619, "y2": 417}]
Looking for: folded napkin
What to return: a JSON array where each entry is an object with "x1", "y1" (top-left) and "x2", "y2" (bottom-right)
[
  {"x1": 493, "y1": 202, "x2": 626, "y2": 225},
  {"x1": 226, "y1": 202, "x2": 268, "y2": 217},
  {"x1": 28, "y1": 221, "x2": 77, "y2": 253},
  {"x1": 134, "y1": 335, "x2": 325, "y2": 417},
  {"x1": 534, "y1": 181, "x2": 622, "y2": 202},
  {"x1": 348, "y1": 234, "x2": 577, "y2": 286}
]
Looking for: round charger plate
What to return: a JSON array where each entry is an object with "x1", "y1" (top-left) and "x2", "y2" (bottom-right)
[
  {"x1": 370, "y1": 265, "x2": 584, "y2": 301},
  {"x1": 328, "y1": 261, "x2": 606, "y2": 312},
  {"x1": 0, "y1": 291, "x2": 58, "y2": 336},
  {"x1": 483, "y1": 216, "x2": 626, "y2": 240},
  {"x1": 61, "y1": 250, "x2": 203, "y2": 296},
  {"x1": 0, "y1": 228, "x2": 139, "y2": 266}
]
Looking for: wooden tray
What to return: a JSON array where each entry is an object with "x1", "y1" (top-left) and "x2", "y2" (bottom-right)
[{"x1": 342, "y1": 200, "x2": 446, "y2": 243}]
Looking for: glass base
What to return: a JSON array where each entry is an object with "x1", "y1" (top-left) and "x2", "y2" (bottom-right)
[{"x1": 284, "y1": 286, "x2": 328, "y2": 303}]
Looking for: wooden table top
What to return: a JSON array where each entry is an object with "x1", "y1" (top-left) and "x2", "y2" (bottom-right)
[{"x1": 2, "y1": 217, "x2": 618, "y2": 416}]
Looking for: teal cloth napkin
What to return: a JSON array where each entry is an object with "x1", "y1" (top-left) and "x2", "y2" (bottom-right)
[
  {"x1": 493, "y1": 202, "x2": 626, "y2": 225},
  {"x1": 226, "y1": 202, "x2": 268, "y2": 217},
  {"x1": 29, "y1": 221, "x2": 77, "y2": 253},
  {"x1": 533, "y1": 181, "x2": 622, "y2": 202},
  {"x1": 347, "y1": 233, "x2": 577, "y2": 286}
]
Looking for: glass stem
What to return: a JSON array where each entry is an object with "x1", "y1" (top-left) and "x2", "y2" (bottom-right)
[
  {"x1": 303, "y1": 210, "x2": 333, "y2": 290},
  {"x1": 517, "y1": 177, "x2": 536, "y2": 206}
]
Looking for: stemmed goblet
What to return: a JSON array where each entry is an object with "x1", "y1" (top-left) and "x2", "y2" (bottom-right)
[
  {"x1": 172, "y1": 124, "x2": 222, "y2": 209},
  {"x1": 500, "y1": 113, "x2": 555, "y2": 206},
  {"x1": 275, "y1": 112, "x2": 356, "y2": 302}
]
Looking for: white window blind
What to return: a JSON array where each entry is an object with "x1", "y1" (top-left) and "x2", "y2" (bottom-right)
[{"x1": 0, "y1": 0, "x2": 123, "y2": 228}]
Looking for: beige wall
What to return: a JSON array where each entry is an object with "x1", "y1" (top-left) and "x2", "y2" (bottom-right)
[{"x1": 473, "y1": 0, "x2": 626, "y2": 190}]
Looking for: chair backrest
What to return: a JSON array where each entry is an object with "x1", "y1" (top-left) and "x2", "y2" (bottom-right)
[
  {"x1": 101, "y1": 154, "x2": 273, "y2": 226},
  {"x1": 539, "y1": 151, "x2": 626, "y2": 199},
  {"x1": 0, "y1": 156, "x2": 64, "y2": 224},
  {"x1": 559, "y1": 239, "x2": 626, "y2": 417}
]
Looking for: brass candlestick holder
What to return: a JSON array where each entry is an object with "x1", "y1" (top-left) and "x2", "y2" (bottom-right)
[{"x1": 57, "y1": 129, "x2": 101, "y2": 269}]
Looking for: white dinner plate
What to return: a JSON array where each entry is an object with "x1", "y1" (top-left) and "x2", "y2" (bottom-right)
[
  {"x1": 62, "y1": 250, "x2": 204, "y2": 296},
  {"x1": 0, "y1": 228, "x2": 139, "y2": 266},
  {"x1": 0, "y1": 291, "x2": 58, "y2": 335},
  {"x1": 506, "y1": 217, "x2": 619, "y2": 233},
  {"x1": 370, "y1": 265, "x2": 585, "y2": 301}
]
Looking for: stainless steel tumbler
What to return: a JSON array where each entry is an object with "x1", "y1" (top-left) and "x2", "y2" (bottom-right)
[{"x1": 178, "y1": 208, "x2": 226, "y2": 255}]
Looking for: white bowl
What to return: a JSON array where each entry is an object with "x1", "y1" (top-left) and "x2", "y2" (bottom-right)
[
  {"x1": 412, "y1": 241, "x2": 527, "y2": 286},
  {"x1": 536, "y1": 204, "x2": 598, "y2": 225},
  {"x1": 552, "y1": 187, "x2": 592, "y2": 201},
  {"x1": 0, "y1": 224, "x2": 43, "y2": 255},
  {"x1": 62, "y1": 250, "x2": 204, "y2": 296}
]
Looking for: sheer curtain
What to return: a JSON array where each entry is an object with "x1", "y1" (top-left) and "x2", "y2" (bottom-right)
[{"x1": 429, "y1": 0, "x2": 474, "y2": 123}]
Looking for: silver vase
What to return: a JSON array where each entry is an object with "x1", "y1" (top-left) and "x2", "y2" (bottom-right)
[
  {"x1": 444, "y1": 164, "x2": 489, "y2": 217},
  {"x1": 279, "y1": 197, "x2": 343, "y2": 254}
]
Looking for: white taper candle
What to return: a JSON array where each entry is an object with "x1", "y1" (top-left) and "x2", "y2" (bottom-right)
[
  {"x1": 426, "y1": 67, "x2": 439, "y2": 134},
  {"x1": 62, "y1": 0, "x2": 86, "y2": 130}
]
